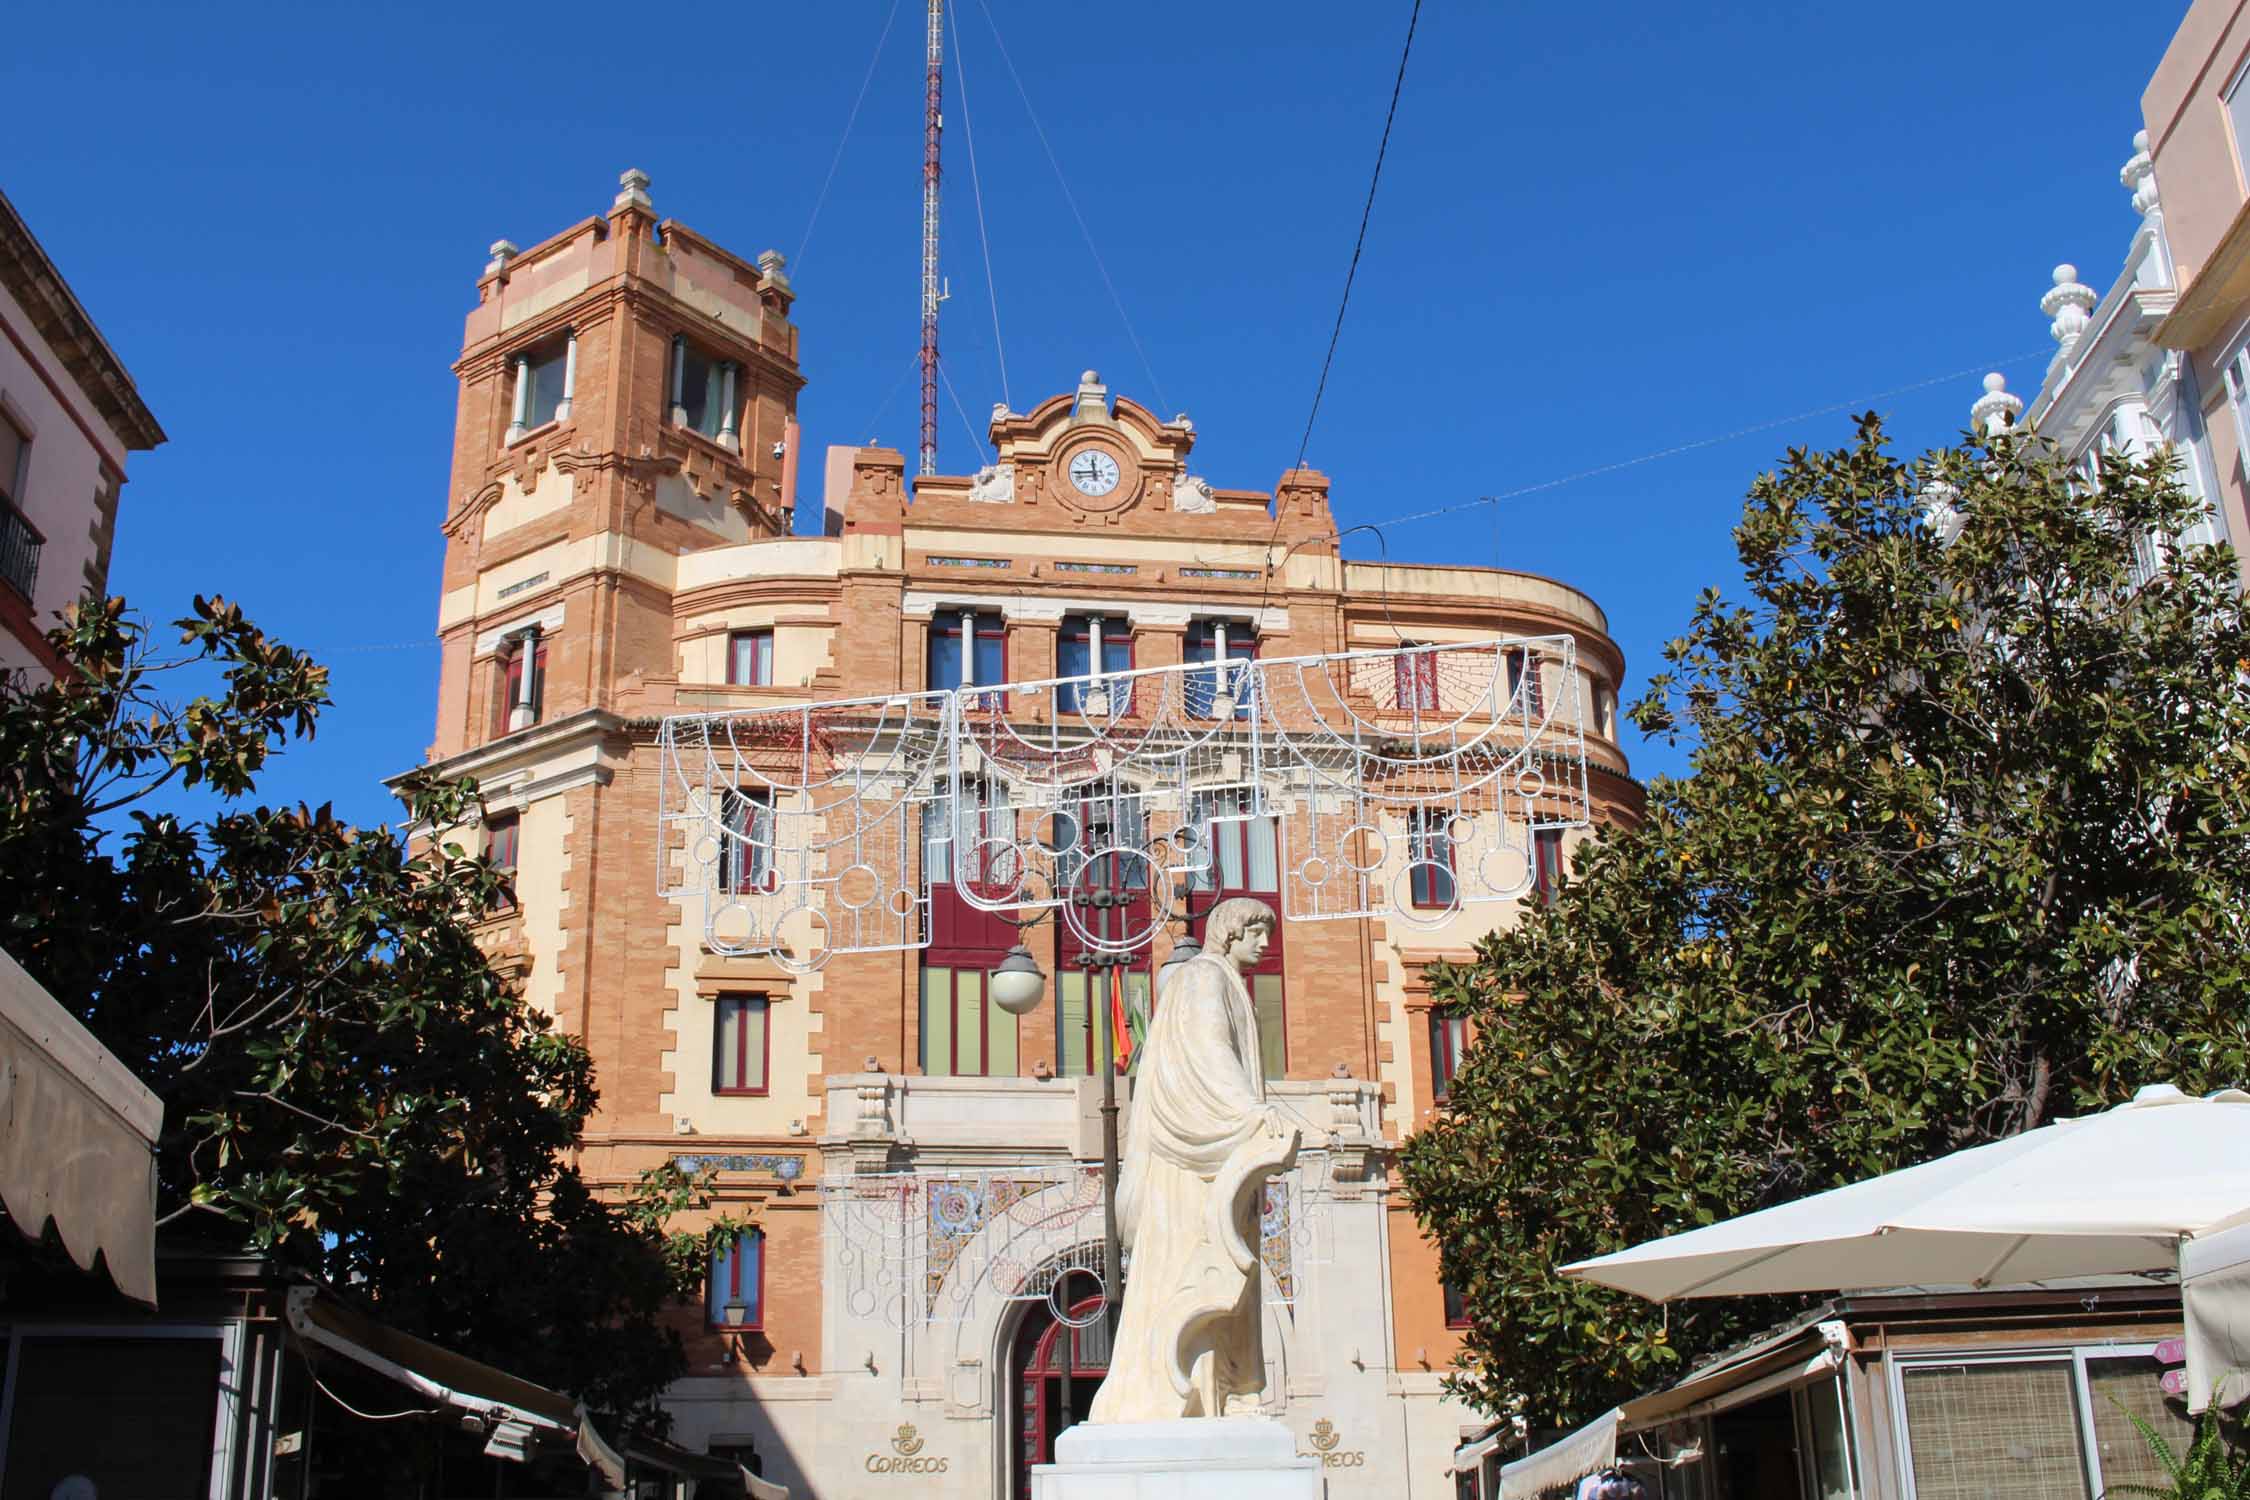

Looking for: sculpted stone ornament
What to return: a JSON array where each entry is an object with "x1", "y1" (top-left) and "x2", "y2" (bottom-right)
[
  {"x1": 1089, "y1": 897, "x2": 1300, "y2": 1423},
  {"x1": 967, "y1": 462, "x2": 1015, "y2": 504},
  {"x1": 1171, "y1": 474, "x2": 1216, "y2": 514}
]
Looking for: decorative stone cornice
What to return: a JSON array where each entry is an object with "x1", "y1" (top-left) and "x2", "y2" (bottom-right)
[{"x1": 0, "y1": 188, "x2": 165, "y2": 452}]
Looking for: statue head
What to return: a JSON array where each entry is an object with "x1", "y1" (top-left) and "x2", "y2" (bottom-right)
[{"x1": 1204, "y1": 896, "x2": 1276, "y2": 973}]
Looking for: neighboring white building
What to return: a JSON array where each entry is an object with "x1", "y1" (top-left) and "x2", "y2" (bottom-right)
[
  {"x1": 0, "y1": 187, "x2": 165, "y2": 683},
  {"x1": 1968, "y1": 131, "x2": 2231, "y2": 563}
]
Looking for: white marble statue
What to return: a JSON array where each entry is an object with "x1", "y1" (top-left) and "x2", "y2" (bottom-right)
[{"x1": 1089, "y1": 897, "x2": 1300, "y2": 1423}]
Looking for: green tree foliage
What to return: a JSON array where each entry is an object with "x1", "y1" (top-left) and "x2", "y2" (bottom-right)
[
  {"x1": 1398, "y1": 420, "x2": 2250, "y2": 1427},
  {"x1": 0, "y1": 597, "x2": 737, "y2": 1431}
]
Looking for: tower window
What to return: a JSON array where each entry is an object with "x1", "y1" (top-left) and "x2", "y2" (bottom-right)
[
  {"x1": 1184, "y1": 619, "x2": 1255, "y2": 719},
  {"x1": 1506, "y1": 648, "x2": 1545, "y2": 718},
  {"x1": 928, "y1": 609, "x2": 1007, "y2": 705},
  {"x1": 1056, "y1": 614, "x2": 1132, "y2": 712},
  {"x1": 492, "y1": 634, "x2": 548, "y2": 737},
  {"x1": 728, "y1": 629, "x2": 774, "y2": 686},
  {"x1": 1429, "y1": 1007, "x2": 1467, "y2": 1103},
  {"x1": 671, "y1": 335, "x2": 739, "y2": 446},
  {"x1": 1407, "y1": 808, "x2": 1457, "y2": 909},
  {"x1": 713, "y1": 995, "x2": 770, "y2": 1094},
  {"x1": 485, "y1": 813, "x2": 520, "y2": 873},
  {"x1": 719, "y1": 789, "x2": 775, "y2": 894},
  {"x1": 706, "y1": 1230, "x2": 765, "y2": 1329},
  {"x1": 1531, "y1": 828, "x2": 1566, "y2": 905},
  {"x1": 0, "y1": 413, "x2": 36, "y2": 602}
]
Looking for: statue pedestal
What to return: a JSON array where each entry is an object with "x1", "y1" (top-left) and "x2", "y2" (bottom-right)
[{"x1": 1032, "y1": 1418, "x2": 1318, "y2": 1499}]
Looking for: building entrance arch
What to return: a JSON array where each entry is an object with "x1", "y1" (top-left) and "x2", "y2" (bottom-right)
[{"x1": 1006, "y1": 1272, "x2": 1109, "y2": 1500}]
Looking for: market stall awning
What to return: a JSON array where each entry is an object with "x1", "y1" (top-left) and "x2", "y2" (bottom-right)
[
  {"x1": 286, "y1": 1286, "x2": 626, "y2": 1486},
  {"x1": 0, "y1": 945, "x2": 160, "y2": 1305},
  {"x1": 1500, "y1": 1409, "x2": 1619, "y2": 1500},
  {"x1": 2184, "y1": 1218, "x2": 2250, "y2": 1412},
  {"x1": 1563, "y1": 1086, "x2": 2250, "y2": 1303},
  {"x1": 1495, "y1": 1317, "x2": 1851, "y2": 1500}
]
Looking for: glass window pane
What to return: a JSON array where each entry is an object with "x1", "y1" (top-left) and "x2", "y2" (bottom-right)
[
  {"x1": 739, "y1": 999, "x2": 768, "y2": 1091},
  {"x1": 1902, "y1": 1362, "x2": 2088, "y2": 1500},
  {"x1": 0, "y1": 417, "x2": 23, "y2": 502},
  {"x1": 983, "y1": 974, "x2": 1017, "y2": 1076},
  {"x1": 524, "y1": 348, "x2": 568, "y2": 428},
  {"x1": 2087, "y1": 1357, "x2": 2194, "y2": 1497},
  {"x1": 921, "y1": 967, "x2": 954, "y2": 1075},
  {"x1": 974, "y1": 625, "x2": 1005, "y2": 688},
  {"x1": 928, "y1": 629, "x2": 963, "y2": 691},
  {"x1": 1802, "y1": 1375, "x2": 1852, "y2": 1500},
  {"x1": 1246, "y1": 817, "x2": 1278, "y2": 891},
  {"x1": 956, "y1": 970, "x2": 984, "y2": 1075},
  {"x1": 1058, "y1": 972, "x2": 1088, "y2": 1077},
  {"x1": 1254, "y1": 973, "x2": 1285, "y2": 1080}
]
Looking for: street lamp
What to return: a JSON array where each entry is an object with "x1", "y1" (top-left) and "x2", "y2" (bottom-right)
[
  {"x1": 989, "y1": 944, "x2": 1047, "y2": 1014},
  {"x1": 1155, "y1": 933, "x2": 1200, "y2": 992}
]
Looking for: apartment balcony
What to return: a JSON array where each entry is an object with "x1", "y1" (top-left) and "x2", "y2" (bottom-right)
[{"x1": 0, "y1": 499, "x2": 40, "y2": 601}]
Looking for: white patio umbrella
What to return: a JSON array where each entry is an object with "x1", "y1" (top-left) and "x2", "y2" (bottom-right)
[{"x1": 1561, "y1": 1083, "x2": 2250, "y2": 1409}]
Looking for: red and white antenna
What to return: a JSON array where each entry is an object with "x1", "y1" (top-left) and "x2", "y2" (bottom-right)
[{"x1": 918, "y1": 0, "x2": 946, "y2": 477}]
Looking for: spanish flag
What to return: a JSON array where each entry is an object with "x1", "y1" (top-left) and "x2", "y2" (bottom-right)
[{"x1": 1110, "y1": 964, "x2": 1133, "y2": 1072}]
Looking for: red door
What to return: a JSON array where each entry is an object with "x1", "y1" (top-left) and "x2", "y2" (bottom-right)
[{"x1": 1014, "y1": 1290, "x2": 1111, "y2": 1497}]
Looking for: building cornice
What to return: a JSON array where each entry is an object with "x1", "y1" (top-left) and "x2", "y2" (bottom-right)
[{"x1": 0, "y1": 189, "x2": 165, "y2": 451}]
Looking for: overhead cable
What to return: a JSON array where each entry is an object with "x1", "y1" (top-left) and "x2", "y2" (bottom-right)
[
  {"x1": 1291, "y1": 0, "x2": 1422, "y2": 472},
  {"x1": 971, "y1": 0, "x2": 1169, "y2": 413},
  {"x1": 947, "y1": 0, "x2": 1011, "y2": 411},
  {"x1": 794, "y1": 0, "x2": 906, "y2": 275}
]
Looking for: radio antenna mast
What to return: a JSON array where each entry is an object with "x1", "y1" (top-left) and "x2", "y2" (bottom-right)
[{"x1": 919, "y1": 0, "x2": 945, "y2": 476}]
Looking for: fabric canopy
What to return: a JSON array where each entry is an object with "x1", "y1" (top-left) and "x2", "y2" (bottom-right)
[
  {"x1": 1499, "y1": 1408, "x2": 1619, "y2": 1500},
  {"x1": 1564, "y1": 1085, "x2": 2250, "y2": 1303},
  {"x1": 2184, "y1": 1218, "x2": 2250, "y2": 1413},
  {"x1": 287, "y1": 1286, "x2": 626, "y2": 1486},
  {"x1": 0, "y1": 945, "x2": 161, "y2": 1305}
]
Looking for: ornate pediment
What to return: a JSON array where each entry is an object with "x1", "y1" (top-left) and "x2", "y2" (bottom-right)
[{"x1": 982, "y1": 370, "x2": 1207, "y2": 520}]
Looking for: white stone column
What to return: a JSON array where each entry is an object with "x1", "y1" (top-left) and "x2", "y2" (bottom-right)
[
  {"x1": 555, "y1": 329, "x2": 577, "y2": 424},
  {"x1": 959, "y1": 608, "x2": 976, "y2": 691},
  {"x1": 508, "y1": 626, "x2": 541, "y2": 732},
  {"x1": 505, "y1": 354, "x2": 530, "y2": 444},
  {"x1": 670, "y1": 335, "x2": 689, "y2": 429},
  {"x1": 717, "y1": 362, "x2": 740, "y2": 450},
  {"x1": 1085, "y1": 615, "x2": 1107, "y2": 714}
]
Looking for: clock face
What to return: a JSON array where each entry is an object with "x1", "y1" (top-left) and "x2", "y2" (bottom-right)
[{"x1": 1068, "y1": 449, "x2": 1122, "y2": 497}]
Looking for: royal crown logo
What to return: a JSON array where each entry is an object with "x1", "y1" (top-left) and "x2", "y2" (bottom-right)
[
  {"x1": 891, "y1": 1424, "x2": 925, "y2": 1457},
  {"x1": 1310, "y1": 1418, "x2": 1340, "y2": 1453}
]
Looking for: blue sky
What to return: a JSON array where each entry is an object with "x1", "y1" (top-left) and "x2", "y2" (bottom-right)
[{"x1": 5, "y1": 1, "x2": 2183, "y2": 827}]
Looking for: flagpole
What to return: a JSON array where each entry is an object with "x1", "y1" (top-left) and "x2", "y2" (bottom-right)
[{"x1": 1095, "y1": 949, "x2": 1123, "y2": 1350}]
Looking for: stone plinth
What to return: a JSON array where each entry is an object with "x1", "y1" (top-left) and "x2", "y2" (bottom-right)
[{"x1": 1032, "y1": 1418, "x2": 1319, "y2": 1499}]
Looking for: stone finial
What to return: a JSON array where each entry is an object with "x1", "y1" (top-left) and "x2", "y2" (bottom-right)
[
  {"x1": 2122, "y1": 129, "x2": 2160, "y2": 220},
  {"x1": 1071, "y1": 369, "x2": 1110, "y2": 422},
  {"x1": 614, "y1": 168, "x2": 654, "y2": 213},
  {"x1": 2042, "y1": 265, "x2": 2097, "y2": 363},
  {"x1": 484, "y1": 239, "x2": 519, "y2": 277},
  {"x1": 756, "y1": 248, "x2": 792, "y2": 288},
  {"x1": 1970, "y1": 371, "x2": 2023, "y2": 438}
]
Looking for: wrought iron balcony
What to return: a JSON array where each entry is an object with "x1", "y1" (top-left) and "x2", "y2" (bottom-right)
[{"x1": 0, "y1": 500, "x2": 40, "y2": 601}]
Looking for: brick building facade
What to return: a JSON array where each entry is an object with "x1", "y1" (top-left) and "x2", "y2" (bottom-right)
[{"x1": 405, "y1": 170, "x2": 1642, "y2": 1498}]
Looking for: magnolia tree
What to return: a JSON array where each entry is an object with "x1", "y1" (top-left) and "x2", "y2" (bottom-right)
[
  {"x1": 1399, "y1": 420, "x2": 2250, "y2": 1427},
  {"x1": 0, "y1": 598, "x2": 737, "y2": 1432}
]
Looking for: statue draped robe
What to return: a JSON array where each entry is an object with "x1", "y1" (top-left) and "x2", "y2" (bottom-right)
[{"x1": 1088, "y1": 949, "x2": 1298, "y2": 1423}]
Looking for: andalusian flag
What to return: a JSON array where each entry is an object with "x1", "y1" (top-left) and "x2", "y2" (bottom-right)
[{"x1": 1110, "y1": 965, "x2": 1133, "y2": 1072}]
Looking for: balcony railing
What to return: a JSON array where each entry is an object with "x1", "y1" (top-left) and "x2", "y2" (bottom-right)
[{"x1": 0, "y1": 500, "x2": 40, "y2": 601}]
